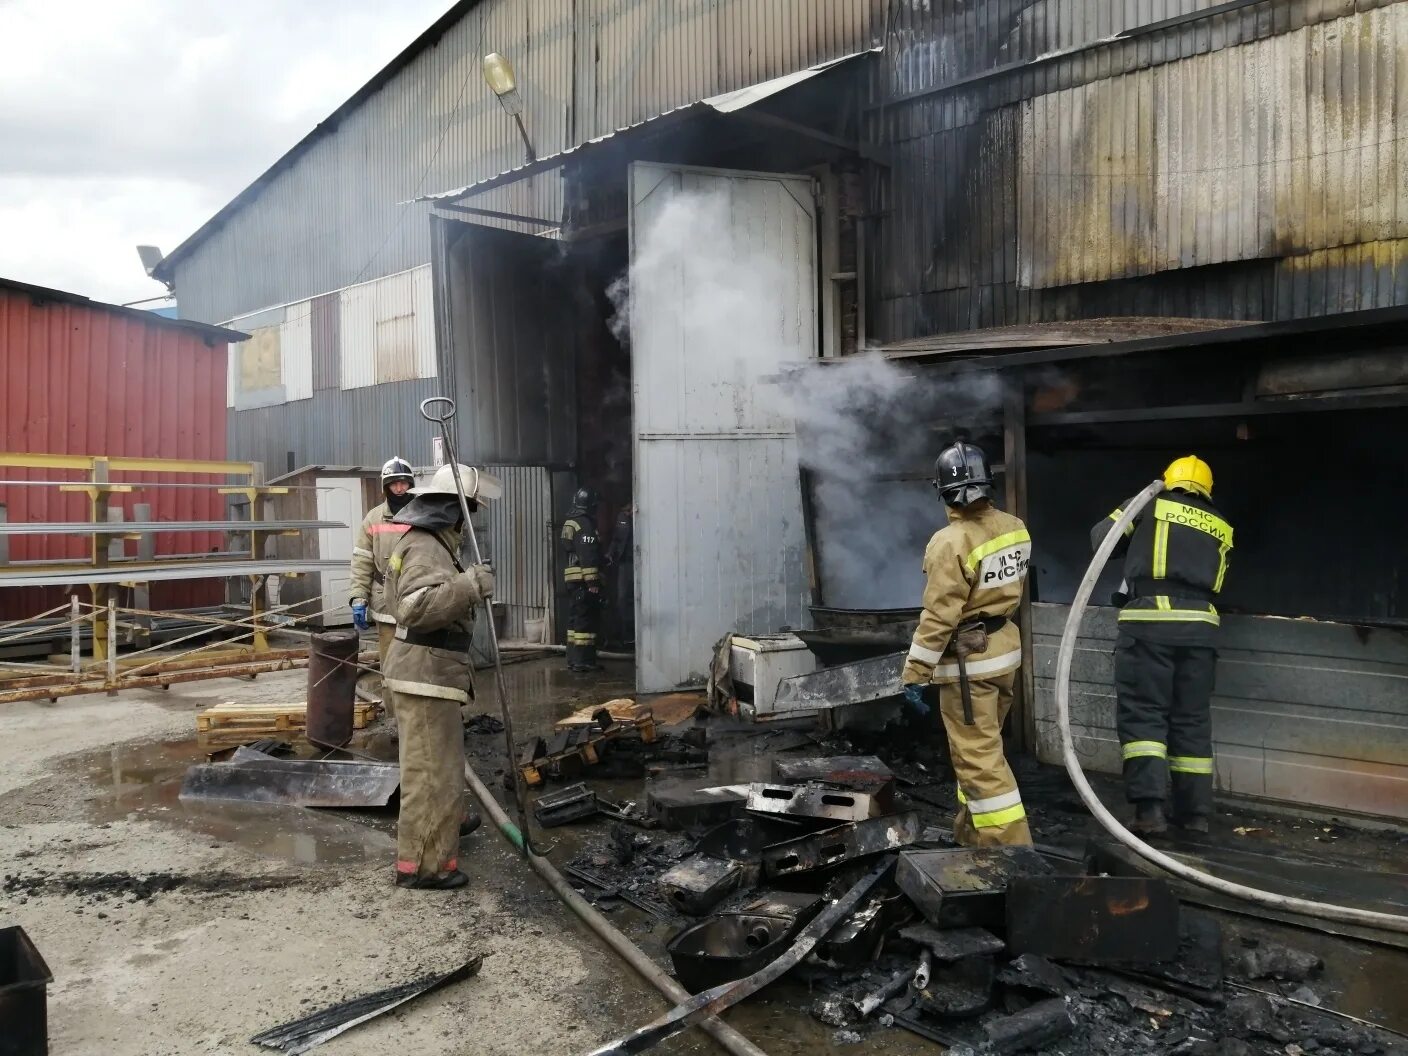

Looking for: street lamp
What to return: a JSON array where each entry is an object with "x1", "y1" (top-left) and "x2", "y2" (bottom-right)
[{"x1": 483, "y1": 52, "x2": 536, "y2": 163}]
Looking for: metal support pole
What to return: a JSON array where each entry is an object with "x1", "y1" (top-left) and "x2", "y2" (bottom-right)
[
  {"x1": 106, "y1": 597, "x2": 117, "y2": 694},
  {"x1": 69, "y1": 595, "x2": 80, "y2": 673}
]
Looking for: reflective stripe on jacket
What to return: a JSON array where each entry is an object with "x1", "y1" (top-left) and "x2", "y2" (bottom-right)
[
  {"x1": 381, "y1": 526, "x2": 484, "y2": 705},
  {"x1": 561, "y1": 514, "x2": 602, "y2": 584},
  {"x1": 349, "y1": 501, "x2": 411, "y2": 623},
  {"x1": 1094, "y1": 490, "x2": 1233, "y2": 642},
  {"x1": 902, "y1": 505, "x2": 1031, "y2": 686}
]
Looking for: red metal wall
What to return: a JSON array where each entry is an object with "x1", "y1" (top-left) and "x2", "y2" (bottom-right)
[{"x1": 0, "y1": 285, "x2": 230, "y2": 619}]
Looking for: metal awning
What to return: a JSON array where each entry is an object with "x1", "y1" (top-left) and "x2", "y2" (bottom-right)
[{"x1": 413, "y1": 49, "x2": 878, "y2": 206}]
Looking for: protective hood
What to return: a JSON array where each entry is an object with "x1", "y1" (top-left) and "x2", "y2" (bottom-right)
[
  {"x1": 386, "y1": 489, "x2": 415, "y2": 515},
  {"x1": 392, "y1": 493, "x2": 464, "y2": 533}
]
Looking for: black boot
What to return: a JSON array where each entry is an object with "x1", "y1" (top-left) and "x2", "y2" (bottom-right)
[
  {"x1": 1132, "y1": 801, "x2": 1168, "y2": 836},
  {"x1": 1174, "y1": 813, "x2": 1209, "y2": 834},
  {"x1": 459, "y1": 811, "x2": 482, "y2": 837},
  {"x1": 394, "y1": 869, "x2": 469, "y2": 890}
]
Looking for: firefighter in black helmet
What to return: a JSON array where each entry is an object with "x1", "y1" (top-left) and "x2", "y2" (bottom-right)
[
  {"x1": 1093, "y1": 456, "x2": 1231, "y2": 836},
  {"x1": 900, "y1": 442, "x2": 1034, "y2": 847},
  {"x1": 560, "y1": 486, "x2": 603, "y2": 672}
]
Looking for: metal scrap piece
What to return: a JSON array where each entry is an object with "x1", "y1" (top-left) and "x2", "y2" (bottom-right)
[
  {"x1": 746, "y1": 782, "x2": 874, "y2": 823},
  {"x1": 179, "y1": 749, "x2": 400, "y2": 808},
  {"x1": 771, "y1": 651, "x2": 905, "y2": 711},
  {"x1": 250, "y1": 957, "x2": 482, "y2": 1054},
  {"x1": 582, "y1": 857, "x2": 895, "y2": 1056},
  {"x1": 898, "y1": 923, "x2": 1006, "y2": 962},
  {"x1": 762, "y1": 812, "x2": 921, "y2": 878}
]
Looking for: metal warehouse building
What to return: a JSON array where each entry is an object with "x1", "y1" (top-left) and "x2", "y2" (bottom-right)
[{"x1": 157, "y1": 0, "x2": 1407, "y2": 815}]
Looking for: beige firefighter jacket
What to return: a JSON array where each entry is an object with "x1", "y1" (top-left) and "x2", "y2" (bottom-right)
[
  {"x1": 901, "y1": 504, "x2": 1031, "y2": 686},
  {"x1": 349, "y1": 501, "x2": 410, "y2": 623},
  {"x1": 381, "y1": 526, "x2": 493, "y2": 705}
]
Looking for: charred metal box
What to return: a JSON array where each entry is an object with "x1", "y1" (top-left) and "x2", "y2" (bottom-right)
[
  {"x1": 658, "y1": 856, "x2": 743, "y2": 916},
  {"x1": 730, "y1": 634, "x2": 819, "y2": 721},
  {"x1": 0, "y1": 925, "x2": 52, "y2": 1056},
  {"x1": 1006, "y1": 875, "x2": 1180, "y2": 965},
  {"x1": 896, "y1": 847, "x2": 1053, "y2": 928},
  {"x1": 645, "y1": 785, "x2": 746, "y2": 831},
  {"x1": 533, "y1": 783, "x2": 599, "y2": 828}
]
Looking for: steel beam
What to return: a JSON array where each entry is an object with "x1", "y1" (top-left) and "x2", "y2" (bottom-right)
[{"x1": 0, "y1": 520, "x2": 344, "y2": 536}]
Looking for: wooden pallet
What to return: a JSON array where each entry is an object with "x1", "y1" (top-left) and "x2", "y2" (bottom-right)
[{"x1": 196, "y1": 700, "x2": 378, "y2": 749}]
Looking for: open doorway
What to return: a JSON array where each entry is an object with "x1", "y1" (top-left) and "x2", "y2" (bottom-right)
[{"x1": 432, "y1": 160, "x2": 826, "y2": 691}]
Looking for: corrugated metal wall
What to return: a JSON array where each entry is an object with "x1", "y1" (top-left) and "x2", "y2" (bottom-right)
[
  {"x1": 1032, "y1": 604, "x2": 1408, "y2": 818},
  {"x1": 226, "y1": 378, "x2": 441, "y2": 479},
  {"x1": 167, "y1": 0, "x2": 882, "y2": 326},
  {"x1": 481, "y1": 465, "x2": 554, "y2": 638},
  {"x1": 869, "y1": 0, "x2": 1408, "y2": 340},
  {"x1": 0, "y1": 286, "x2": 230, "y2": 617}
]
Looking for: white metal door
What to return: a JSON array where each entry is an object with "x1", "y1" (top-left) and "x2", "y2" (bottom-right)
[
  {"x1": 316, "y1": 477, "x2": 365, "y2": 627},
  {"x1": 629, "y1": 162, "x2": 817, "y2": 692}
]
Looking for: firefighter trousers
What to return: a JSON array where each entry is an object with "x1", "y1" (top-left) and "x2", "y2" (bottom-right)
[
  {"x1": 937, "y1": 670, "x2": 1032, "y2": 847},
  {"x1": 395, "y1": 692, "x2": 466, "y2": 880},
  {"x1": 1114, "y1": 634, "x2": 1216, "y2": 819},
  {"x1": 376, "y1": 623, "x2": 397, "y2": 719},
  {"x1": 566, "y1": 584, "x2": 601, "y2": 669}
]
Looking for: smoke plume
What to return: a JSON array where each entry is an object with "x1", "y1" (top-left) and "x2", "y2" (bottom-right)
[{"x1": 611, "y1": 186, "x2": 1006, "y2": 612}]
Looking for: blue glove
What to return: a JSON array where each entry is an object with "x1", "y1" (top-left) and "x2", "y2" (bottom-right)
[
  {"x1": 902, "y1": 683, "x2": 930, "y2": 719},
  {"x1": 351, "y1": 600, "x2": 370, "y2": 631}
]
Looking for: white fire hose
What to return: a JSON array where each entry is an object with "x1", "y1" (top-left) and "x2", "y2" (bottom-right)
[{"x1": 1058, "y1": 478, "x2": 1408, "y2": 934}]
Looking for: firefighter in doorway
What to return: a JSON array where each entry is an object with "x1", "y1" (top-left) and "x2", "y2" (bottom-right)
[
  {"x1": 1093, "y1": 456, "x2": 1232, "y2": 836},
  {"x1": 560, "y1": 487, "x2": 603, "y2": 672},
  {"x1": 382, "y1": 463, "x2": 496, "y2": 890},
  {"x1": 350, "y1": 457, "x2": 416, "y2": 668},
  {"x1": 900, "y1": 441, "x2": 1033, "y2": 848}
]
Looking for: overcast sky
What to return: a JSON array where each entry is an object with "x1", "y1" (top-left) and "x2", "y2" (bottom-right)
[{"x1": 0, "y1": 0, "x2": 450, "y2": 306}]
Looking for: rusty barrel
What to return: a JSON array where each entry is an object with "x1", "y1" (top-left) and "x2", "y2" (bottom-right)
[{"x1": 306, "y1": 629, "x2": 360, "y2": 748}]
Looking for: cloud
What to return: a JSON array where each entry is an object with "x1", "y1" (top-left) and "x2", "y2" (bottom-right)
[{"x1": 0, "y1": 0, "x2": 450, "y2": 304}]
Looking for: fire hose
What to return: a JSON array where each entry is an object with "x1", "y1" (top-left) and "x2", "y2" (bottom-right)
[
  {"x1": 1060, "y1": 478, "x2": 1408, "y2": 934},
  {"x1": 460, "y1": 759, "x2": 769, "y2": 1056}
]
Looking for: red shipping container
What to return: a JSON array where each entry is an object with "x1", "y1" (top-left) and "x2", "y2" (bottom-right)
[{"x1": 0, "y1": 279, "x2": 243, "y2": 620}]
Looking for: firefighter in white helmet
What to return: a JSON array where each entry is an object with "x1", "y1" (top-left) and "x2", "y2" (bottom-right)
[
  {"x1": 381, "y1": 463, "x2": 497, "y2": 889},
  {"x1": 900, "y1": 441, "x2": 1034, "y2": 847},
  {"x1": 350, "y1": 457, "x2": 416, "y2": 669}
]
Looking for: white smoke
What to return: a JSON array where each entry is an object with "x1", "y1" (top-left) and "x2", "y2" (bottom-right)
[{"x1": 609, "y1": 187, "x2": 1006, "y2": 611}]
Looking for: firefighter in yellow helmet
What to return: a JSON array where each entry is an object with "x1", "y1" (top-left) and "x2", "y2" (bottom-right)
[
  {"x1": 1092, "y1": 456, "x2": 1232, "y2": 836},
  {"x1": 901, "y1": 441, "x2": 1033, "y2": 847}
]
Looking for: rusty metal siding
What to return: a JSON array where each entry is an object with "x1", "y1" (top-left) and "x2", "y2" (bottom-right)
[
  {"x1": 166, "y1": 0, "x2": 882, "y2": 326},
  {"x1": 1017, "y1": 5, "x2": 1408, "y2": 289},
  {"x1": 0, "y1": 285, "x2": 229, "y2": 618},
  {"x1": 870, "y1": 0, "x2": 1408, "y2": 342}
]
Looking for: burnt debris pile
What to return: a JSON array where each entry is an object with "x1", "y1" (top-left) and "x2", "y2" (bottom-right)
[{"x1": 546, "y1": 737, "x2": 1396, "y2": 1056}]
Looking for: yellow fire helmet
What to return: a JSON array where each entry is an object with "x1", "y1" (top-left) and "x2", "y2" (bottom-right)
[{"x1": 1163, "y1": 455, "x2": 1213, "y2": 498}]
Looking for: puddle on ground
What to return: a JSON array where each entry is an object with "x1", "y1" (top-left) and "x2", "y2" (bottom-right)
[{"x1": 70, "y1": 737, "x2": 395, "y2": 867}]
